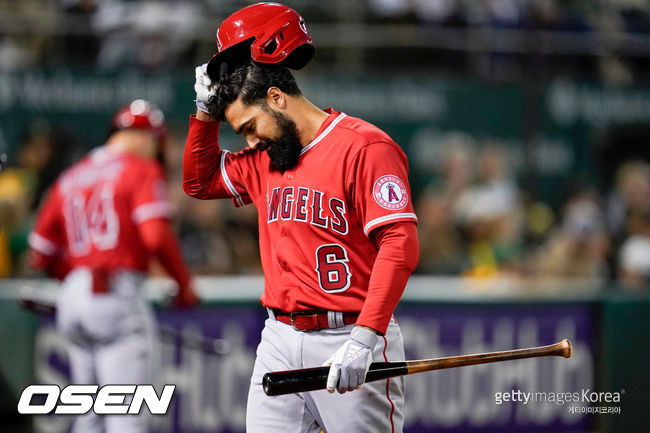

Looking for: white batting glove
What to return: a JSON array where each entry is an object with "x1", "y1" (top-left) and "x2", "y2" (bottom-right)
[
  {"x1": 194, "y1": 63, "x2": 216, "y2": 114},
  {"x1": 323, "y1": 327, "x2": 377, "y2": 394}
]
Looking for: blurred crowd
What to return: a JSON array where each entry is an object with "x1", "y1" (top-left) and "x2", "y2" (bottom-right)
[
  {"x1": 0, "y1": 0, "x2": 203, "y2": 71},
  {"x1": 414, "y1": 131, "x2": 650, "y2": 293},
  {"x1": 2, "y1": 121, "x2": 650, "y2": 295},
  {"x1": 366, "y1": 0, "x2": 650, "y2": 81},
  {"x1": 1, "y1": 0, "x2": 650, "y2": 80}
]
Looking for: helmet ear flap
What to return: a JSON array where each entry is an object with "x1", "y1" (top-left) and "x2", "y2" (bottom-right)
[{"x1": 284, "y1": 43, "x2": 315, "y2": 70}]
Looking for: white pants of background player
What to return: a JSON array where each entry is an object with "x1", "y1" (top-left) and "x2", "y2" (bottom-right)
[
  {"x1": 247, "y1": 313, "x2": 405, "y2": 433},
  {"x1": 56, "y1": 268, "x2": 159, "y2": 433}
]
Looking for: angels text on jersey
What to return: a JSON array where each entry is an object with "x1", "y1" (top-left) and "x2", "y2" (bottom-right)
[{"x1": 266, "y1": 186, "x2": 348, "y2": 235}]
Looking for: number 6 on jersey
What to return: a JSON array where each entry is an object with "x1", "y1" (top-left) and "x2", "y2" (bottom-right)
[{"x1": 315, "y1": 244, "x2": 351, "y2": 293}]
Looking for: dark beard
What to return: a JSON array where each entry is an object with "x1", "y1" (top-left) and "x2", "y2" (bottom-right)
[{"x1": 258, "y1": 111, "x2": 302, "y2": 172}]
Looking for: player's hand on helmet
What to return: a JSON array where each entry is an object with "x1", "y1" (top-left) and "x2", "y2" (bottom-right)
[
  {"x1": 323, "y1": 326, "x2": 377, "y2": 394},
  {"x1": 194, "y1": 63, "x2": 216, "y2": 114},
  {"x1": 173, "y1": 281, "x2": 199, "y2": 308}
]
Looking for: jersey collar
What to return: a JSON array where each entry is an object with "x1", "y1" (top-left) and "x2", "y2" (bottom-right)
[{"x1": 299, "y1": 110, "x2": 346, "y2": 156}]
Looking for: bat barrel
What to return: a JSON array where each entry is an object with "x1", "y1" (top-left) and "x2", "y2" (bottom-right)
[
  {"x1": 558, "y1": 339, "x2": 572, "y2": 358},
  {"x1": 406, "y1": 339, "x2": 573, "y2": 374}
]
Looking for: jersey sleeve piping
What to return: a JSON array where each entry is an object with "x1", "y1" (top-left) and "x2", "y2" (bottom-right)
[
  {"x1": 220, "y1": 150, "x2": 245, "y2": 207},
  {"x1": 28, "y1": 232, "x2": 59, "y2": 256},
  {"x1": 132, "y1": 201, "x2": 173, "y2": 224},
  {"x1": 364, "y1": 213, "x2": 418, "y2": 236}
]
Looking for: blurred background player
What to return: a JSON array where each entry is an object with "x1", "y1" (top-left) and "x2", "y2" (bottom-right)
[
  {"x1": 184, "y1": 3, "x2": 419, "y2": 432},
  {"x1": 28, "y1": 99, "x2": 198, "y2": 433}
]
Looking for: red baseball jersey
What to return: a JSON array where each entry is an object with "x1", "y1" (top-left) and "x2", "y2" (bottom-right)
[
  {"x1": 184, "y1": 109, "x2": 417, "y2": 317},
  {"x1": 30, "y1": 147, "x2": 173, "y2": 273}
]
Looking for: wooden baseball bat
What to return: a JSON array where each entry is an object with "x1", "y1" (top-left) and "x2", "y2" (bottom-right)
[{"x1": 263, "y1": 339, "x2": 572, "y2": 396}]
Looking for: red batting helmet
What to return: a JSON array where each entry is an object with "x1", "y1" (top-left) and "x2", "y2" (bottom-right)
[
  {"x1": 206, "y1": 2, "x2": 315, "y2": 79},
  {"x1": 110, "y1": 99, "x2": 167, "y2": 146}
]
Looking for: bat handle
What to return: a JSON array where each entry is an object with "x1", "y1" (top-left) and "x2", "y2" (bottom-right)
[{"x1": 262, "y1": 362, "x2": 403, "y2": 396}]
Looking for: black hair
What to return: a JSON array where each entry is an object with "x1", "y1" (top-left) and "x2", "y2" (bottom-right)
[{"x1": 207, "y1": 61, "x2": 301, "y2": 121}]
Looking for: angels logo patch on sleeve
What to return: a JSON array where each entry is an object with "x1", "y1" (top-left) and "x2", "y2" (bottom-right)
[{"x1": 373, "y1": 175, "x2": 408, "y2": 210}]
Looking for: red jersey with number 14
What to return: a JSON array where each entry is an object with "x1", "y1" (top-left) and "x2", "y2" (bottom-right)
[
  {"x1": 184, "y1": 108, "x2": 417, "y2": 314},
  {"x1": 30, "y1": 147, "x2": 173, "y2": 272}
]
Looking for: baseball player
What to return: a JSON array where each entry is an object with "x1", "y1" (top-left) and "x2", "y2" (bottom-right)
[
  {"x1": 29, "y1": 99, "x2": 198, "y2": 433},
  {"x1": 184, "y1": 3, "x2": 419, "y2": 432}
]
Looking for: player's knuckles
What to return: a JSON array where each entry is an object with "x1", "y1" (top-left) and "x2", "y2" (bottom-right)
[
  {"x1": 342, "y1": 365, "x2": 365, "y2": 391},
  {"x1": 197, "y1": 79, "x2": 209, "y2": 91},
  {"x1": 196, "y1": 63, "x2": 208, "y2": 76},
  {"x1": 357, "y1": 370, "x2": 367, "y2": 386},
  {"x1": 342, "y1": 378, "x2": 354, "y2": 392},
  {"x1": 349, "y1": 366, "x2": 365, "y2": 386}
]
